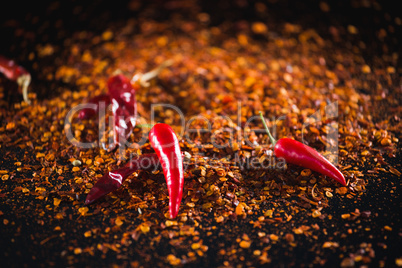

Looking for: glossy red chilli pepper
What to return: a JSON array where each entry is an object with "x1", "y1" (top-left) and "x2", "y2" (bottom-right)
[
  {"x1": 0, "y1": 55, "x2": 31, "y2": 104},
  {"x1": 149, "y1": 123, "x2": 184, "y2": 219},
  {"x1": 85, "y1": 153, "x2": 160, "y2": 205},
  {"x1": 259, "y1": 112, "x2": 346, "y2": 186}
]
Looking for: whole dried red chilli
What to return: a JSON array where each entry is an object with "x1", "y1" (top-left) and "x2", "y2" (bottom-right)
[
  {"x1": 108, "y1": 74, "x2": 138, "y2": 147},
  {"x1": 78, "y1": 60, "x2": 173, "y2": 147},
  {"x1": 0, "y1": 55, "x2": 31, "y2": 104},
  {"x1": 78, "y1": 60, "x2": 173, "y2": 120},
  {"x1": 85, "y1": 153, "x2": 160, "y2": 205},
  {"x1": 259, "y1": 112, "x2": 346, "y2": 186},
  {"x1": 149, "y1": 123, "x2": 184, "y2": 219}
]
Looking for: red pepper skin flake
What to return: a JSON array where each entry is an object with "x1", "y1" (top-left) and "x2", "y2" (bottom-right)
[
  {"x1": 275, "y1": 138, "x2": 346, "y2": 186},
  {"x1": 149, "y1": 123, "x2": 184, "y2": 219},
  {"x1": 85, "y1": 153, "x2": 160, "y2": 205}
]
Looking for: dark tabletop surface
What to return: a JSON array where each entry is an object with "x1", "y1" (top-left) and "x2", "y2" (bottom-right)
[{"x1": 0, "y1": 1, "x2": 401, "y2": 267}]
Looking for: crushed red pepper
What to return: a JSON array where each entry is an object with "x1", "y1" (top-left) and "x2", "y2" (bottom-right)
[{"x1": 0, "y1": 1, "x2": 401, "y2": 267}]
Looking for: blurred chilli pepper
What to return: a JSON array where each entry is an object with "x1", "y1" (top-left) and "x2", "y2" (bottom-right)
[
  {"x1": 78, "y1": 94, "x2": 111, "y2": 119},
  {"x1": 107, "y1": 74, "x2": 138, "y2": 147},
  {"x1": 259, "y1": 112, "x2": 346, "y2": 186},
  {"x1": 149, "y1": 123, "x2": 184, "y2": 219},
  {"x1": 78, "y1": 60, "x2": 173, "y2": 147},
  {"x1": 0, "y1": 55, "x2": 31, "y2": 104},
  {"x1": 85, "y1": 153, "x2": 160, "y2": 205}
]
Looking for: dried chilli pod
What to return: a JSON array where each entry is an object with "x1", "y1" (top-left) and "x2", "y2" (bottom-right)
[
  {"x1": 85, "y1": 153, "x2": 160, "y2": 205},
  {"x1": 149, "y1": 123, "x2": 184, "y2": 219},
  {"x1": 78, "y1": 60, "x2": 173, "y2": 147},
  {"x1": 259, "y1": 112, "x2": 346, "y2": 186},
  {"x1": 107, "y1": 74, "x2": 138, "y2": 147},
  {"x1": 78, "y1": 94, "x2": 111, "y2": 119},
  {"x1": 0, "y1": 55, "x2": 31, "y2": 104}
]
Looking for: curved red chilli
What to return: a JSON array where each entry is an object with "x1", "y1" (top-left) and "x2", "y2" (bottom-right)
[
  {"x1": 274, "y1": 138, "x2": 346, "y2": 186},
  {"x1": 259, "y1": 112, "x2": 346, "y2": 186},
  {"x1": 85, "y1": 153, "x2": 160, "y2": 205},
  {"x1": 149, "y1": 123, "x2": 184, "y2": 219}
]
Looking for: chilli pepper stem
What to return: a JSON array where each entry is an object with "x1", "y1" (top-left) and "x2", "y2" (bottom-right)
[
  {"x1": 259, "y1": 111, "x2": 276, "y2": 146},
  {"x1": 132, "y1": 59, "x2": 173, "y2": 87}
]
